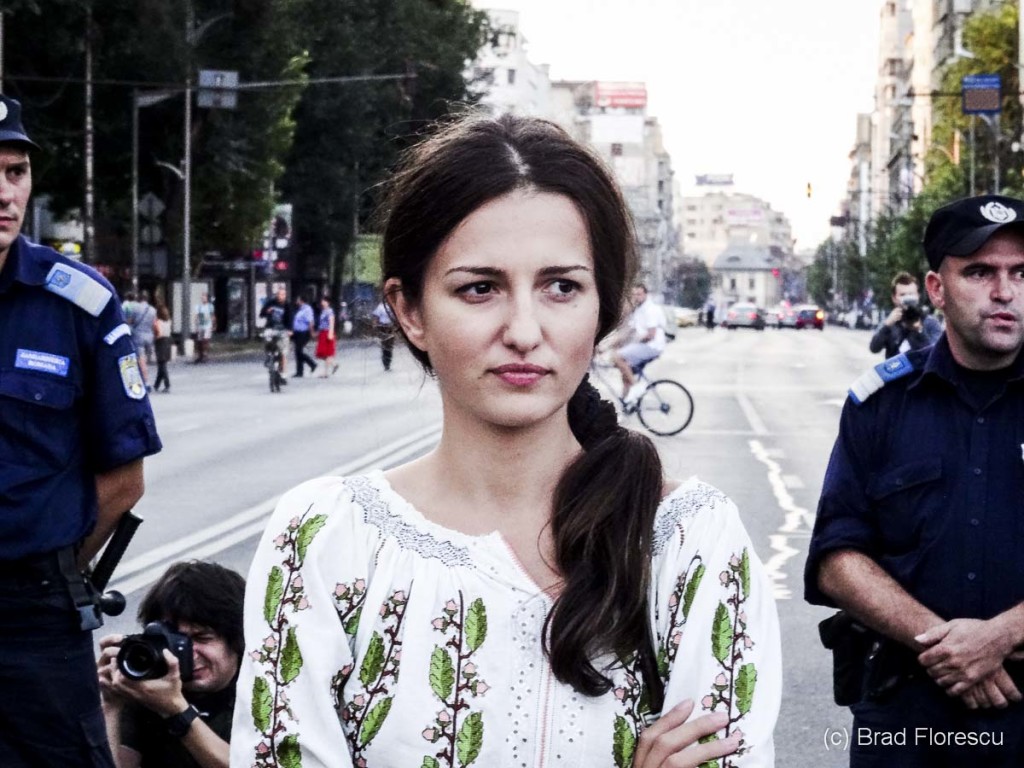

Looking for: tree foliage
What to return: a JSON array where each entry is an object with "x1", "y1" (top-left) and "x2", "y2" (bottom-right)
[
  {"x1": 813, "y1": 2, "x2": 1020, "y2": 311},
  {"x1": 1, "y1": 0, "x2": 486, "y2": 290}
]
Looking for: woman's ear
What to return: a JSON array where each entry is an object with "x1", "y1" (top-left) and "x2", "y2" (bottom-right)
[{"x1": 384, "y1": 277, "x2": 427, "y2": 352}]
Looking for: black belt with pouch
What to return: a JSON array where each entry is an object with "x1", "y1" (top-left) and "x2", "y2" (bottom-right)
[{"x1": 819, "y1": 611, "x2": 917, "y2": 706}]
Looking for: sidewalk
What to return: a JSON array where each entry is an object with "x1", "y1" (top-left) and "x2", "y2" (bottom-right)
[{"x1": 178, "y1": 334, "x2": 378, "y2": 364}]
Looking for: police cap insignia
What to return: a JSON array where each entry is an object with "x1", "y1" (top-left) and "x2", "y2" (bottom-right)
[{"x1": 0, "y1": 94, "x2": 38, "y2": 150}]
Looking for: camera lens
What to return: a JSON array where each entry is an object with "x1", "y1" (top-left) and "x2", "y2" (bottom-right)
[{"x1": 117, "y1": 641, "x2": 168, "y2": 680}]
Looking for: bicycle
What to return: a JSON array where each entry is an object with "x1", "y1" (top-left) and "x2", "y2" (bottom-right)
[
  {"x1": 263, "y1": 329, "x2": 287, "y2": 393},
  {"x1": 589, "y1": 354, "x2": 694, "y2": 436}
]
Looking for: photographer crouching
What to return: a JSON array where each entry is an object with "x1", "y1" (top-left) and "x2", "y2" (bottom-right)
[{"x1": 96, "y1": 561, "x2": 244, "y2": 768}]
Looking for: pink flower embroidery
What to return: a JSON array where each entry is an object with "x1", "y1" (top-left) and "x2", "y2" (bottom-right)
[
  {"x1": 445, "y1": 599, "x2": 458, "y2": 613},
  {"x1": 354, "y1": 579, "x2": 366, "y2": 592},
  {"x1": 701, "y1": 695, "x2": 715, "y2": 709},
  {"x1": 422, "y1": 727, "x2": 438, "y2": 742},
  {"x1": 437, "y1": 710, "x2": 452, "y2": 724},
  {"x1": 463, "y1": 662, "x2": 477, "y2": 677},
  {"x1": 719, "y1": 570, "x2": 731, "y2": 586},
  {"x1": 613, "y1": 687, "x2": 627, "y2": 701},
  {"x1": 393, "y1": 590, "x2": 406, "y2": 602},
  {"x1": 297, "y1": 597, "x2": 310, "y2": 610},
  {"x1": 292, "y1": 576, "x2": 303, "y2": 589},
  {"x1": 475, "y1": 681, "x2": 490, "y2": 695},
  {"x1": 273, "y1": 534, "x2": 286, "y2": 548},
  {"x1": 715, "y1": 673, "x2": 728, "y2": 687}
]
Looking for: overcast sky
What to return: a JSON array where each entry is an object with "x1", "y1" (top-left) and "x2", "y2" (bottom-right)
[{"x1": 471, "y1": 0, "x2": 881, "y2": 250}]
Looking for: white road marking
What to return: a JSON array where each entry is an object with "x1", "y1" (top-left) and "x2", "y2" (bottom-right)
[
  {"x1": 749, "y1": 438, "x2": 816, "y2": 600},
  {"x1": 107, "y1": 422, "x2": 443, "y2": 596},
  {"x1": 782, "y1": 474, "x2": 805, "y2": 489},
  {"x1": 736, "y1": 393, "x2": 768, "y2": 435}
]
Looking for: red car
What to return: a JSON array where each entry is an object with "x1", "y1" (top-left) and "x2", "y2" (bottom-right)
[{"x1": 794, "y1": 304, "x2": 825, "y2": 330}]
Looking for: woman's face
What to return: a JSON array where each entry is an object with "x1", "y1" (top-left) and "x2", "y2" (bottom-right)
[{"x1": 391, "y1": 189, "x2": 601, "y2": 431}]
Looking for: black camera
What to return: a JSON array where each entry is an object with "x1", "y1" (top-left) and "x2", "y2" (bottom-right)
[
  {"x1": 117, "y1": 621, "x2": 194, "y2": 682},
  {"x1": 900, "y1": 303, "x2": 922, "y2": 326}
]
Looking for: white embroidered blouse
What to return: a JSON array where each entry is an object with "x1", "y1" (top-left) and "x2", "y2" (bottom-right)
[{"x1": 230, "y1": 471, "x2": 781, "y2": 768}]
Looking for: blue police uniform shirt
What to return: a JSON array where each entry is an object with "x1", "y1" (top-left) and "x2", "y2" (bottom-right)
[
  {"x1": 805, "y1": 336, "x2": 1024, "y2": 623},
  {"x1": 292, "y1": 303, "x2": 314, "y2": 333},
  {"x1": 0, "y1": 235, "x2": 162, "y2": 560}
]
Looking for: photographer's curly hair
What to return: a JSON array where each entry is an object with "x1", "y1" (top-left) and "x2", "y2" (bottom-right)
[{"x1": 378, "y1": 112, "x2": 664, "y2": 698}]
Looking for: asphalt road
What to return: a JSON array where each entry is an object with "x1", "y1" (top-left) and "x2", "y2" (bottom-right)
[{"x1": 98, "y1": 324, "x2": 881, "y2": 766}]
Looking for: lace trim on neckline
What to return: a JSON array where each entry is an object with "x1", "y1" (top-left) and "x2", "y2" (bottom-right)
[{"x1": 342, "y1": 475, "x2": 475, "y2": 568}]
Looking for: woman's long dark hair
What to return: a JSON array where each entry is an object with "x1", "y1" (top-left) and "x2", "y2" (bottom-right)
[{"x1": 378, "y1": 112, "x2": 663, "y2": 697}]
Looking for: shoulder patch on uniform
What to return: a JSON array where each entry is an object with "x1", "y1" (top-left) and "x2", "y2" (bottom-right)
[
  {"x1": 118, "y1": 353, "x2": 146, "y2": 400},
  {"x1": 849, "y1": 353, "x2": 915, "y2": 405},
  {"x1": 43, "y1": 264, "x2": 112, "y2": 317},
  {"x1": 103, "y1": 323, "x2": 131, "y2": 346}
]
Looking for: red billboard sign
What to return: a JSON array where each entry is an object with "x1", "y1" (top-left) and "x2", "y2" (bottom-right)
[{"x1": 595, "y1": 81, "x2": 647, "y2": 109}]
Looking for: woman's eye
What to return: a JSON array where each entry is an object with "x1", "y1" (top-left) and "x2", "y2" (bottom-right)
[
  {"x1": 548, "y1": 279, "x2": 580, "y2": 297},
  {"x1": 456, "y1": 281, "x2": 494, "y2": 297}
]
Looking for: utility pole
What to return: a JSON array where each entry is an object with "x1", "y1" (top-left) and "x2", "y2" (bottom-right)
[{"x1": 83, "y1": 6, "x2": 95, "y2": 264}]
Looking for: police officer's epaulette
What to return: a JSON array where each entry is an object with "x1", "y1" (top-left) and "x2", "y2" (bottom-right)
[
  {"x1": 848, "y1": 353, "x2": 915, "y2": 405},
  {"x1": 42, "y1": 262, "x2": 112, "y2": 317}
]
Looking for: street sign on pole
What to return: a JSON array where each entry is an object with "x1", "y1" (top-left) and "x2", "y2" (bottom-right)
[
  {"x1": 198, "y1": 69, "x2": 238, "y2": 109},
  {"x1": 962, "y1": 74, "x2": 1001, "y2": 115}
]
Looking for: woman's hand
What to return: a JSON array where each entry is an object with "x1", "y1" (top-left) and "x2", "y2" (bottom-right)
[{"x1": 633, "y1": 699, "x2": 741, "y2": 768}]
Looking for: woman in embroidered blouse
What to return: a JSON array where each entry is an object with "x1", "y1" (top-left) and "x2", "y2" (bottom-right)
[{"x1": 231, "y1": 114, "x2": 781, "y2": 768}]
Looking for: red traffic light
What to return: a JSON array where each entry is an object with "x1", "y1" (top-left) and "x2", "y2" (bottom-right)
[{"x1": 771, "y1": 268, "x2": 780, "y2": 278}]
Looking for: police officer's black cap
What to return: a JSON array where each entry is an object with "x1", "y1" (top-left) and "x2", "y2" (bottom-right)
[
  {"x1": 0, "y1": 94, "x2": 39, "y2": 151},
  {"x1": 923, "y1": 194, "x2": 1024, "y2": 271}
]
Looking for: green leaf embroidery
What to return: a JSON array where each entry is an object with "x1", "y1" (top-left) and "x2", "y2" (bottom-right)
[
  {"x1": 736, "y1": 663, "x2": 758, "y2": 715},
  {"x1": 252, "y1": 675, "x2": 272, "y2": 733},
  {"x1": 343, "y1": 606, "x2": 362, "y2": 637},
  {"x1": 739, "y1": 549, "x2": 751, "y2": 601},
  {"x1": 429, "y1": 646, "x2": 455, "y2": 702},
  {"x1": 698, "y1": 761, "x2": 721, "y2": 768},
  {"x1": 464, "y1": 598, "x2": 488, "y2": 652},
  {"x1": 456, "y1": 711, "x2": 484, "y2": 766},
  {"x1": 360, "y1": 632, "x2": 386, "y2": 688},
  {"x1": 711, "y1": 602, "x2": 733, "y2": 664},
  {"x1": 281, "y1": 627, "x2": 304, "y2": 684},
  {"x1": 612, "y1": 714, "x2": 636, "y2": 768},
  {"x1": 296, "y1": 514, "x2": 328, "y2": 563},
  {"x1": 421, "y1": 758, "x2": 440, "y2": 768},
  {"x1": 358, "y1": 697, "x2": 393, "y2": 747},
  {"x1": 264, "y1": 566, "x2": 284, "y2": 624},
  {"x1": 683, "y1": 563, "x2": 705, "y2": 620},
  {"x1": 278, "y1": 734, "x2": 302, "y2": 768},
  {"x1": 656, "y1": 646, "x2": 670, "y2": 679}
]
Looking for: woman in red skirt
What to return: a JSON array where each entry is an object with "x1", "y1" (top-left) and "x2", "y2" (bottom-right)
[{"x1": 315, "y1": 296, "x2": 338, "y2": 377}]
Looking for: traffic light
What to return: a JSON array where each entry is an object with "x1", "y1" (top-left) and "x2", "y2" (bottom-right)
[
  {"x1": 806, "y1": 182, "x2": 812, "y2": 198},
  {"x1": 771, "y1": 268, "x2": 780, "y2": 278}
]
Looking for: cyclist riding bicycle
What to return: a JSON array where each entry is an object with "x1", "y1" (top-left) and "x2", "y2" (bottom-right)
[
  {"x1": 260, "y1": 288, "x2": 291, "y2": 385},
  {"x1": 612, "y1": 283, "x2": 666, "y2": 403}
]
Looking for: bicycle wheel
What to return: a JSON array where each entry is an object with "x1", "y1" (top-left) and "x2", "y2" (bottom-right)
[{"x1": 636, "y1": 379, "x2": 694, "y2": 436}]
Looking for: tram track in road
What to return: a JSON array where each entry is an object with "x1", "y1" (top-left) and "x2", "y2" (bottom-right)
[{"x1": 106, "y1": 422, "x2": 442, "y2": 597}]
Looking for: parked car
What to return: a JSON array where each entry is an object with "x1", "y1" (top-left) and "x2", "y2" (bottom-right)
[
  {"x1": 794, "y1": 303, "x2": 825, "y2": 330},
  {"x1": 723, "y1": 302, "x2": 766, "y2": 330}
]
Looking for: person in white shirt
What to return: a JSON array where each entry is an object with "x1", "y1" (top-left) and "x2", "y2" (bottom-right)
[
  {"x1": 613, "y1": 283, "x2": 667, "y2": 402},
  {"x1": 232, "y1": 113, "x2": 780, "y2": 768}
]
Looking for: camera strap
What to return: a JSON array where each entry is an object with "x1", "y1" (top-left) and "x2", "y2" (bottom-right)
[{"x1": 56, "y1": 547, "x2": 103, "y2": 632}]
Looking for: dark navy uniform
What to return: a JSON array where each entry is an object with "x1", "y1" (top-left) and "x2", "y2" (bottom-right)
[
  {"x1": 0, "y1": 235, "x2": 162, "y2": 765},
  {"x1": 806, "y1": 338, "x2": 1024, "y2": 766}
]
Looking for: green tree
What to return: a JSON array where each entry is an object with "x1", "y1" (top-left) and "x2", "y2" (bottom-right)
[{"x1": 281, "y1": 0, "x2": 489, "y2": 297}]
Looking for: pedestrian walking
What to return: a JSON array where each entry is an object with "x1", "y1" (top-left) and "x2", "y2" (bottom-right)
[
  {"x1": 130, "y1": 290, "x2": 156, "y2": 390},
  {"x1": 703, "y1": 297, "x2": 716, "y2": 331},
  {"x1": 315, "y1": 295, "x2": 337, "y2": 377},
  {"x1": 0, "y1": 93, "x2": 163, "y2": 766},
  {"x1": 152, "y1": 304, "x2": 172, "y2": 393},
  {"x1": 339, "y1": 300, "x2": 353, "y2": 336},
  {"x1": 372, "y1": 299, "x2": 395, "y2": 371},
  {"x1": 806, "y1": 193, "x2": 1024, "y2": 766},
  {"x1": 291, "y1": 294, "x2": 317, "y2": 378},
  {"x1": 232, "y1": 112, "x2": 780, "y2": 768},
  {"x1": 194, "y1": 291, "x2": 215, "y2": 363}
]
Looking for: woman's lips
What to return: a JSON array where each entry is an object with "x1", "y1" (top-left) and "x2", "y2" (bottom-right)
[{"x1": 491, "y1": 363, "x2": 549, "y2": 387}]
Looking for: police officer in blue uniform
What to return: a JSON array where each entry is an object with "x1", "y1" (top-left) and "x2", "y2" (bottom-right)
[
  {"x1": 0, "y1": 95, "x2": 162, "y2": 765},
  {"x1": 806, "y1": 194, "x2": 1024, "y2": 766}
]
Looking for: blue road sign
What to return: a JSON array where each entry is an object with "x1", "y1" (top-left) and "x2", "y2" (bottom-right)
[{"x1": 962, "y1": 74, "x2": 1001, "y2": 115}]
